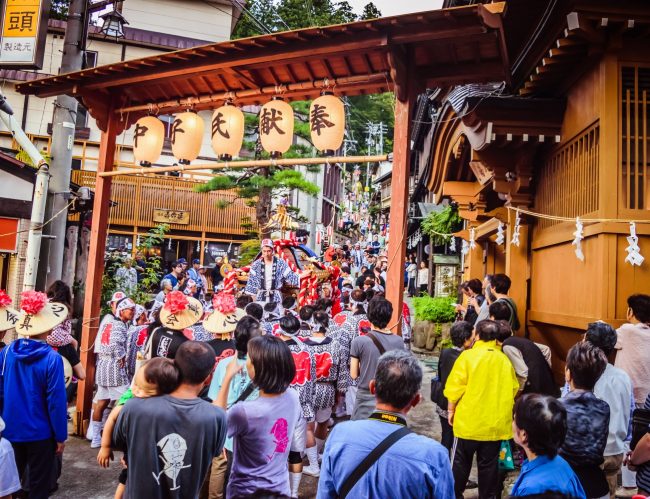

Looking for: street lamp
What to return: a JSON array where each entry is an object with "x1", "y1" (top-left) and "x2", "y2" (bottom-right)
[{"x1": 99, "y1": 8, "x2": 129, "y2": 40}]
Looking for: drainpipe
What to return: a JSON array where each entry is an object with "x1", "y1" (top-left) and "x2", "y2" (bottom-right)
[{"x1": 0, "y1": 93, "x2": 49, "y2": 291}]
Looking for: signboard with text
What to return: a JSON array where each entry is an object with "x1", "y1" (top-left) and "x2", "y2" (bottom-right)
[
  {"x1": 0, "y1": 217, "x2": 19, "y2": 253},
  {"x1": 0, "y1": 0, "x2": 50, "y2": 69},
  {"x1": 153, "y1": 208, "x2": 190, "y2": 225}
]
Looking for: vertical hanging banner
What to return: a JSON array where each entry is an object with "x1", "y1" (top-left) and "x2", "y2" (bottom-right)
[{"x1": 0, "y1": 0, "x2": 50, "y2": 69}]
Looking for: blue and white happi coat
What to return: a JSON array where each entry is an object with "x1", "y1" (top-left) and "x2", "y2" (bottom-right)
[{"x1": 244, "y1": 256, "x2": 299, "y2": 303}]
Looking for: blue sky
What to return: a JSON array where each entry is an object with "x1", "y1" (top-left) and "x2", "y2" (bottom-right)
[{"x1": 347, "y1": 0, "x2": 444, "y2": 17}]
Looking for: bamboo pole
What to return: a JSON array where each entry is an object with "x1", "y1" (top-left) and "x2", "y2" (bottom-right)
[
  {"x1": 116, "y1": 73, "x2": 389, "y2": 114},
  {"x1": 97, "y1": 154, "x2": 389, "y2": 178}
]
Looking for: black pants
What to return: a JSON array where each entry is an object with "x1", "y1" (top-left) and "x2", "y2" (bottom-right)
[
  {"x1": 12, "y1": 439, "x2": 56, "y2": 499},
  {"x1": 439, "y1": 415, "x2": 454, "y2": 454},
  {"x1": 451, "y1": 437, "x2": 500, "y2": 499}
]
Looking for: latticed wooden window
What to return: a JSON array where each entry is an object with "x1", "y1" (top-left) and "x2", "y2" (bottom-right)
[
  {"x1": 535, "y1": 124, "x2": 600, "y2": 229},
  {"x1": 621, "y1": 65, "x2": 650, "y2": 210}
]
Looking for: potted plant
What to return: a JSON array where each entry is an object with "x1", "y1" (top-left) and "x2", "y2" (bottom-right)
[{"x1": 411, "y1": 295, "x2": 456, "y2": 351}]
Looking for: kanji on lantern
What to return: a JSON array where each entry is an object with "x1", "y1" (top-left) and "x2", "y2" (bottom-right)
[
  {"x1": 171, "y1": 111, "x2": 204, "y2": 164},
  {"x1": 133, "y1": 116, "x2": 164, "y2": 166},
  {"x1": 310, "y1": 93, "x2": 345, "y2": 153},
  {"x1": 211, "y1": 103, "x2": 244, "y2": 160},
  {"x1": 259, "y1": 98, "x2": 294, "y2": 157}
]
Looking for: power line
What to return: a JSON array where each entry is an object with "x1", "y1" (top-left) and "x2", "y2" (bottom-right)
[
  {"x1": 229, "y1": 0, "x2": 274, "y2": 34},
  {"x1": 201, "y1": 0, "x2": 272, "y2": 35}
]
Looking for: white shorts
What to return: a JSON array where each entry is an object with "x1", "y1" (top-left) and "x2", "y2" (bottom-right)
[
  {"x1": 311, "y1": 407, "x2": 332, "y2": 424},
  {"x1": 94, "y1": 384, "x2": 129, "y2": 402},
  {"x1": 290, "y1": 416, "x2": 307, "y2": 454}
]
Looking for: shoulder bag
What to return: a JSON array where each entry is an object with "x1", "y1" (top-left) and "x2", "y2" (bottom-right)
[{"x1": 336, "y1": 426, "x2": 412, "y2": 499}]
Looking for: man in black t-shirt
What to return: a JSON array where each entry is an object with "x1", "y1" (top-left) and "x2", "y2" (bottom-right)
[{"x1": 113, "y1": 342, "x2": 227, "y2": 499}]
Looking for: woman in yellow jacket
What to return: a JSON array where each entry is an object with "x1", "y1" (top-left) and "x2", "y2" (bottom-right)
[{"x1": 444, "y1": 319, "x2": 519, "y2": 499}]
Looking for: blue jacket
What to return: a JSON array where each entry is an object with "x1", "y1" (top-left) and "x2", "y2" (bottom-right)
[
  {"x1": 0, "y1": 339, "x2": 68, "y2": 443},
  {"x1": 317, "y1": 419, "x2": 454, "y2": 499},
  {"x1": 511, "y1": 455, "x2": 586, "y2": 498}
]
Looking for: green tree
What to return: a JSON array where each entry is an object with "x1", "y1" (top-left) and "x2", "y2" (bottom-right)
[
  {"x1": 233, "y1": 0, "x2": 282, "y2": 38},
  {"x1": 101, "y1": 224, "x2": 169, "y2": 313},
  {"x1": 360, "y1": 2, "x2": 382, "y2": 20}
]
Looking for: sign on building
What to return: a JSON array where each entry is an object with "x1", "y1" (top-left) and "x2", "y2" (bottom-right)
[
  {"x1": 0, "y1": 0, "x2": 50, "y2": 69},
  {"x1": 153, "y1": 209, "x2": 190, "y2": 225},
  {"x1": 0, "y1": 217, "x2": 19, "y2": 253}
]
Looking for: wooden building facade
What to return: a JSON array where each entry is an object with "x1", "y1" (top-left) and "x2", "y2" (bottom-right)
[{"x1": 425, "y1": 0, "x2": 650, "y2": 376}]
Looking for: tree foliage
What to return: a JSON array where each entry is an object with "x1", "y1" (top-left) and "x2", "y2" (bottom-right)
[
  {"x1": 412, "y1": 295, "x2": 457, "y2": 323},
  {"x1": 50, "y1": 0, "x2": 71, "y2": 20},
  {"x1": 360, "y1": 2, "x2": 382, "y2": 20},
  {"x1": 101, "y1": 224, "x2": 169, "y2": 314},
  {"x1": 421, "y1": 206, "x2": 463, "y2": 246}
]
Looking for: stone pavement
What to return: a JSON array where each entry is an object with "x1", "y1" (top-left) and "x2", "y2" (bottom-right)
[{"x1": 54, "y1": 354, "x2": 511, "y2": 498}]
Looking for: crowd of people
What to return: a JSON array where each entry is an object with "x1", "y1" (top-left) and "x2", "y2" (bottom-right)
[{"x1": 0, "y1": 236, "x2": 650, "y2": 499}]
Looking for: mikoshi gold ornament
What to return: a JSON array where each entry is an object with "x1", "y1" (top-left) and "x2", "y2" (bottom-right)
[
  {"x1": 171, "y1": 111, "x2": 204, "y2": 164},
  {"x1": 259, "y1": 97, "x2": 294, "y2": 158},
  {"x1": 133, "y1": 116, "x2": 164, "y2": 166},
  {"x1": 211, "y1": 102, "x2": 245, "y2": 160},
  {"x1": 310, "y1": 92, "x2": 345, "y2": 154}
]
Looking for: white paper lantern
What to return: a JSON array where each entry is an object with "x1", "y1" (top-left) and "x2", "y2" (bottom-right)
[
  {"x1": 133, "y1": 116, "x2": 164, "y2": 166},
  {"x1": 310, "y1": 93, "x2": 345, "y2": 154},
  {"x1": 171, "y1": 111, "x2": 204, "y2": 164},
  {"x1": 260, "y1": 98, "x2": 294, "y2": 157},
  {"x1": 211, "y1": 103, "x2": 244, "y2": 160}
]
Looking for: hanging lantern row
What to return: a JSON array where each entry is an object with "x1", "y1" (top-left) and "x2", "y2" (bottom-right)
[{"x1": 132, "y1": 93, "x2": 346, "y2": 166}]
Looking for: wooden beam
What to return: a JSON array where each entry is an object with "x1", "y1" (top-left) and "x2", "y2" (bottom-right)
[
  {"x1": 424, "y1": 60, "x2": 505, "y2": 86},
  {"x1": 75, "y1": 106, "x2": 118, "y2": 435},
  {"x1": 79, "y1": 35, "x2": 388, "y2": 93},
  {"x1": 115, "y1": 72, "x2": 390, "y2": 114},
  {"x1": 98, "y1": 154, "x2": 389, "y2": 177}
]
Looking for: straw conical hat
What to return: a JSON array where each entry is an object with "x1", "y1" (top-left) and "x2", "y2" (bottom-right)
[
  {"x1": 0, "y1": 290, "x2": 19, "y2": 332},
  {"x1": 159, "y1": 291, "x2": 203, "y2": 330},
  {"x1": 204, "y1": 292, "x2": 245, "y2": 334},
  {"x1": 15, "y1": 291, "x2": 68, "y2": 336}
]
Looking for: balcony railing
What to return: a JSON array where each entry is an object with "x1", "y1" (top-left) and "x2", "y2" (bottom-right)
[{"x1": 72, "y1": 170, "x2": 255, "y2": 235}]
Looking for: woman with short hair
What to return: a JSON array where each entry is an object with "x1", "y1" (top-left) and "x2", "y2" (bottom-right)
[{"x1": 216, "y1": 335, "x2": 303, "y2": 498}]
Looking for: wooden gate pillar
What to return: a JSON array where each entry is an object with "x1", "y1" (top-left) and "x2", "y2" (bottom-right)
[
  {"x1": 385, "y1": 51, "x2": 419, "y2": 334},
  {"x1": 75, "y1": 111, "x2": 118, "y2": 435}
]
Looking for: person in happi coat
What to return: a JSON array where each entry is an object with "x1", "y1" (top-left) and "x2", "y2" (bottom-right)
[
  {"x1": 91, "y1": 297, "x2": 136, "y2": 448},
  {"x1": 244, "y1": 239, "x2": 301, "y2": 304}
]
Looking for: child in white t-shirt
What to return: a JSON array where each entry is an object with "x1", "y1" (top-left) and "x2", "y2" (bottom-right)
[{"x1": 0, "y1": 417, "x2": 21, "y2": 498}]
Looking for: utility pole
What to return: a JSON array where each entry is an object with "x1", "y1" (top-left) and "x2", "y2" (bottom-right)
[{"x1": 45, "y1": 0, "x2": 87, "y2": 288}]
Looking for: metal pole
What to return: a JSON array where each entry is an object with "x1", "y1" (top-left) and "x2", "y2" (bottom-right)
[
  {"x1": 46, "y1": 0, "x2": 86, "y2": 288},
  {"x1": 0, "y1": 102, "x2": 50, "y2": 291},
  {"x1": 24, "y1": 166, "x2": 50, "y2": 290}
]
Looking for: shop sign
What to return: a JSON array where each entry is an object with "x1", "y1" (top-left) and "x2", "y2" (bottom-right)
[
  {"x1": 0, "y1": 0, "x2": 50, "y2": 69},
  {"x1": 0, "y1": 217, "x2": 19, "y2": 253},
  {"x1": 153, "y1": 209, "x2": 190, "y2": 225}
]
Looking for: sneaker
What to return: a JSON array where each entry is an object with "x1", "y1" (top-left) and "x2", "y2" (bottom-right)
[
  {"x1": 616, "y1": 486, "x2": 638, "y2": 498},
  {"x1": 302, "y1": 464, "x2": 320, "y2": 477}
]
